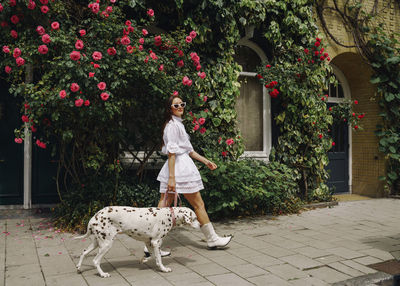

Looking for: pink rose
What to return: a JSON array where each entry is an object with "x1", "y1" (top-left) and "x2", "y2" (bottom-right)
[
  {"x1": 126, "y1": 45, "x2": 134, "y2": 53},
  {"x1": 190, "y1": 52, "x2": 200, "y2": 61},
  {"x1": 51, "y1": 22, "x2": 60, "y2": 30},
  {"x1": 158, "y1": 64, "x2": 164, "y2": 71},
  {"x1": 22, "y1": 115, "x2": 29, "y2": 122},
  {"x1": 84, "y1": 100, "x2": 90, "y2": 106},
  {"x1": 203, "y1": 96, "x2": 207, "y2": 102},
  {"x1": 59, "y1": 90, "x2": 66, "y2": 99},
  {"x1": 150, "y1": 52, "x2": 158, "y2": 60},
  {"x1": 197, "y1": 71, "x2": 206, "y2": 79},
  {"x1": 0, "y1": 3, "x2": 3, "y2": 11},
  {"x1": 40, "y1": 0, "x2": 48, "y2": 4},
  {"x1": 97, "y1": 82, "x2": 106, "y2": 90},
  {"x1": 92, "y1": 51, "x2": 102, "y2": 61},
  {"x1": 13, "y1": 48, "x2": 21, "y2": 58},
  {"x1": 91, "y1": 2, "x2": 100, "y2": 13},
  {"x1": 121, "y1": 36, "x2": 130, "y2": 45},
  {"x1": 154, "y1": 35, "x2": 161, "y2": 42},
  {"x1": 27, "y1": 1, "x2": 36, "y2": 9},
  {"x1": 110, "y1": 0, "x2": 116, "y2": 2},
  {"x1": 11, "y1": 30, "x2": 18, "y2": 39},
  {"x1": 89, "y1": 72, "x2": 95, "y2": 77},
  {"x1": 226, "y1": 138, "x2": 234, "y2": 146},
  {"x1": 1, "y1": 22, "x2": 8, "y2": 28},
  {"x1": 14, "y1": 138, "x2": 23, "y2": 144},
  {"x1": 70, "y1": 83, "x2": 80, "y2": 92},
  {"x1": 144, "y1": 56, "x2": 149, "y2": 63},
  {"x1": 41, "y1": 5, "x2": 49, "y2": 13},
  {"x1": 189, "y1": 31, "x2": 197, "y2": 38},
  {"x1": 10, "y1": 15, "x2": 19, "y2": 24},
  {"x1": 42, "y1": 34, "x2": 51, "y2": 44},
  {"x1": 5, "y1": 66, "x2": 11, "y2": 74},
  {"x1": 75, "y1": 40, "x2": 84, "y2": 50},
  {"x1": 38, "y1": 45, "x2": 48, "y2": 54},
  {"x1": 75, "y1": 98, "x2": 84, "y2": 107},
  {"x1": 70, "y1": 51, "x2": 81, "y2": 61},
  {"x1": 16, "y1": 57, "x2": 25, "y2": 66},
  {"x1": 142, "y1": 29, "x2": 148, "y2": 36},
  {"x1": 8, "y1": 0, "x2": 16, "y2": 6},
  {"x1": 79, "y1": 29, "x2": 86, "y2": 36},
  {"x1": 185, "y1": 36, "x2": 192, "y2": 43},
  {"x1": 93, "y1": 64, "x2": 100, "y2": 69},
  {"x1": 107, "y1": 47, "x2": 116, "y2": 55},
  {"x1": 125, "y1": 20, "x2": 132, "y2": 26},
  {"x1": 106, "y1": 6, "x2": 112, "y2": 13},
  {"x1": 147, "y1": 9, "x2": 154, "y2": 17},
  {"x1": 139, "y1": 45, "x2": 143, "y2": 51},
  {"x1": 177, "y1": 60, "x2": 184, "y2": 67},
  {"x1": 193, "y1": 124, "x2": 200, "y2": 131},
  {"x1": 196, "y1": 65, "x2": 201, "y2": 71},
  {"x1": 36, "y1": 26, "x2": 45, "y2": 35},
  {"x1": 2, "y1": 46, "x2": 10, "y2": 53},
  {"x1": 139, "y1": 38, "x2": 144, "y2": 44},
  {"x1": 199, "y1": 118, "x2": 205, "y2": 125},
  {"x1": 173, "y1": 91, "x2": 179, "y2": 96},
  {"x1": 199, "y1": 128, "x2": 206, "y2": 134},
  {"x1": 100, "y1": 92, "x2": 109, "y2": 101},
  {"x1": 128, "y1": 26, "x2": 134, "y2": 33}
]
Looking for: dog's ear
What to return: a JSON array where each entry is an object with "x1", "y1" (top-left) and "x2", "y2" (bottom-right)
[{"x1": 182, "y1": 213, "x2": 192, "y2": 225}]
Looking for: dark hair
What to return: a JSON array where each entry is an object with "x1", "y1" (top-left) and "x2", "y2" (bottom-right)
[{"x1": 161, "y1": 95, "x2": 182, "y2": 145}]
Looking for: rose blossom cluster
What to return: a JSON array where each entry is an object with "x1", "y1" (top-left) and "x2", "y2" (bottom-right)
[{"x1": 265, "y1": 81, "x2": 279, "y2": 98}]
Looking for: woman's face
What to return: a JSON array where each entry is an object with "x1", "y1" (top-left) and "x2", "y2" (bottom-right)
[{"x1": 171, "y1": 97, "x2": 185, "y2": 118}]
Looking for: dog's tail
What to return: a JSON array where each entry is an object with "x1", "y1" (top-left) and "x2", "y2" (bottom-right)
[{"x1": 73, "y1": 223, "x2": 92, "y2": 240}]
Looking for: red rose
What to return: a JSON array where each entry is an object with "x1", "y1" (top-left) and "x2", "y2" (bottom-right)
[
  {"x1": 75, "y1": 40, "x2": 84, "y2": 50},
  {"x1": 265, "y1": 64, "x2": 271, "y2": 68},
  {"x1": 92, "y1": 51, "x2": 102, "y2": 61},
  {"x1": 16, "y1": 57, "x2": 25, "y2": 66},
  {"x1": 142, "y1": 29, "x2": 148, "y2": 36},
  {"x1": 173, "y1": 91, "x2": 179, "y2": 96},
  {"x1": 106, "y1": 6, "x2": 112, "y2": 13},
  {"x1": 41, "y1": 5, "x2": 49, "y2": 13},
  {"x1": 10, "y1": 15, "x2": 19, "y2": 24},
  {"x1": 318, "y1": 134, "x2": 323, "y2": 139},
  {"x1": 121, "y1": 36, "x2": 130, "y2": 45},
  {"x1": 0, "y1": 3, "x2": 3, "y2": 11},
  {"x1": 332, "y1": 142, "x2": 336, "y2": 146},
  {"x1": 84, "y1": 100, "x2": 90, "y2": 106},
  {"x1": 125, "y1": 20, "x2": 132, "y2": 26},
  {"x1": 79, "y1": 29, "x2": 86, "y2": 36},
  {"x1": 42, "y1": 34, "x2": 51, "y2": 44},
  {"x1": 51, "y1": 22, "x2": 60, "y2": 30},
  {"x1": 190, "y1": 31, "x2": 197, "y2": 38},
  {"x1": 226, "y1": 138, "x2": 234, "y2": 146},
  {"x1": 38, "y1": 45, "x2": 48, "y2": 54},
  {"x1": 40, "y1": 0, "x2": 48, "y2": 4},
  {"x1": 100, "y1": 92, "x2": 109, "y2": 101},
  {"x1": 185, "y1": 36, "x2": 192, "y2": 43},
  {"x1": 193, "y1": 124, "x2": 200, "y2": 131},
  {"x1": 13, "y1": 48, "x2": 21, "y2": 58},
  {"x1": 177, "y1": 60, "x2": 184, "y2": 67},
  {"x1": 199, "y1": 128, "x2": 206, "y2": 134},
  {"x1": 91, "y1": 2, "x2": 99, "y2": 13},
  {"x1": 15, "y1": 138, "x2": 23, "y2": 144},
  {"x1": 222, "y1": 151, "x2": 227, "y2": 157},
  {"x1": 304, "y1": 48, "x2": 309, "y2": 54},
  {"x1": 199, "y1": 118, "x2": 205, "y2": 125},
  {"x1": 27, "y1": 1, "x2": 36, "y2": 9},
  {"x1": 59, "y1": 90, "x2": 66, "y2": 99},
  {"x1": 93, "y1": 64, "x2": 100, "y2": 69},
  {"x1": 97, "y1": 82, "x2": 106, "y2": 90},
  {"x1": 126, "y1": 45, "x2": 134, "y2": 53},
  {"x1": 5, "y1": 66, "x2": 11, "y2": 74},
  {"x1": 197, "y1": 72, "x2": 206, "y2": 79},
  {"x1": 315, "y1": 41, "x2": 320, "y2": 47},
  {"x1": 75, "y1": 98, "x2": 84, "y2": 107},
  {"x1": 70, "y1": 83, "x2": 80, "y2": 92},
  {"x1": 31, "y1": 125, "x2": 37, "y2": 132},
  {"x1": 3, "y1": 46, "x2": 10, "y2": 54},
  {"x1": 11, "y1": 30, "x2": 18, "y2": 39},
  {"x1": 147, "y1": 9, "x2": 154, "y2": 17},
  {"x1": 354, "y1": 100, "x2": 358, "y2": 104},
  {"x1": 70, "y1": 51, "x2": 81, "y2": 61},
  {"x1": 22, "y1": 115, "x2": 29, "y2": 122},
  {"x1": 158, "y1": 64, "x2": 164, "y2": 71},
  {"x1": 354, "y1": 125, "x2": 359, "y2": 129},
  {"x1": 139, "y1": 38, "x2": 144, "y2": 44},
  {"x1": 107, "y1": 47, "x2": 116, "y2": 55},
  {"x1": 89, "y1": 72, "x2": 95, "y2": 77},
  {"x1": 36, "y1": 26, "x2": 45, "y2": 35}
]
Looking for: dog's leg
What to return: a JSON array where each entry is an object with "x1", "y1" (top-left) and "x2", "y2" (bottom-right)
[
  {"x1": 76, "y1": 238, "x2": 98, "y2": 273},
  {"x1": 152, "y1": 239, "x2": 171, "y2": 273},
  {"x1": 140, "y1": 241, "x2": 152, "y2": 264},
  {"x1": 93, "y1": 239, "x2": 113, "y2": 278}
]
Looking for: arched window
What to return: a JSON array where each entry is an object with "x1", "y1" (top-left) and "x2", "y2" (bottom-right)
[{"x1": 234, "y1": 40, "x2": 271, "y2": 159}]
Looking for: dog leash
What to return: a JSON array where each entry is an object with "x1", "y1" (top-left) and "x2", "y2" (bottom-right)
[{"x1": 163, "y1": 188, "x2": 182, "y2": 227}]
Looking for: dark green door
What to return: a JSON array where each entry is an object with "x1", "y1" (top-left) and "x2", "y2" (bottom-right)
[
  {"x1": 327, "y1": 106, "x2": 349, "y2": 193},
  {"x1": 0, "y1": 80, "x2": 24, "y2": 205}
]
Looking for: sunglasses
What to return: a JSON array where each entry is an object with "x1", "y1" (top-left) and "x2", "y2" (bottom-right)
[{"x1": 171, "y1": 102, "x2": 186, "y2": 109}]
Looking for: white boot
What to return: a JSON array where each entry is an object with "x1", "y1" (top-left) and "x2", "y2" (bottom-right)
[
  {"x1": 144, "y1": 245, "x2": 171, "y2": 257},
  {"x1": 201, "y1": 223, "x2": 232, "y2": 249}
]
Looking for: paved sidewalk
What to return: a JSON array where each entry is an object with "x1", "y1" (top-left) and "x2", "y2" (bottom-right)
[{"x1": 0, "y1": 199, "x2": 399, "y2": 286}]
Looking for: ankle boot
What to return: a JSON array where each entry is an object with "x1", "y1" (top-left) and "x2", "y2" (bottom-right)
[
  {"x1": 200, "y1": 223, "x2": 232, "y2": 249},
  {"x1": 144, "y1": 245, "x2": 171, "y2": 257}
]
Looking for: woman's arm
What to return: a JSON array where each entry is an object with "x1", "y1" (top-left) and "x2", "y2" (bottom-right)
[
  {"x1": 167, "y1": 153, "x2": 176, "y2": 191},
  {"x1": 189, "y1": 151, "x2": 217, "y2": 170}
]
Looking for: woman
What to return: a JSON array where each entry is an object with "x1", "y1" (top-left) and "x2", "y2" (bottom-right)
[{"x1": 145, "y1": 95, "x2": 232, "y2": 257}]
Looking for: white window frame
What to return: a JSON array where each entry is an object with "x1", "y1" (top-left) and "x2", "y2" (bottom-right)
[
  {"x1": 237, "y1": 39, "x2": 272, "y2": 160},
  {"x1": 327, "y1": 63, "x2": 352, "y2": 193}
]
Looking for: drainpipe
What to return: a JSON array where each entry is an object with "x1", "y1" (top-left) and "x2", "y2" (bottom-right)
[{"x1": 23, "y1": 64, "x2": 33, "y2": 209}]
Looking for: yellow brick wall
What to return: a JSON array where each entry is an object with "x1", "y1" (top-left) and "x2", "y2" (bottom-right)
[{"x1": 316, "y1": 0, "x2": 400, "y2": 196}]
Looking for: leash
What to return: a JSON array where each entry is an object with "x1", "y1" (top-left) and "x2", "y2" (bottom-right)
[{"x1": 163, "y1": 187, "x2": 181, "y2": 227}]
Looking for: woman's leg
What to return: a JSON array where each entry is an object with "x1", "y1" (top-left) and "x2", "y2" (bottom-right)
[{"x1": 183, "y1": 192, "x2": 210, "y2": 226}]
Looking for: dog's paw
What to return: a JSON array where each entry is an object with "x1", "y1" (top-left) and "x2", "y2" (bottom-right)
[
  {"x1": 140, "y1": 256, "x2": 150, "y2": 264},
  {"x1": 100, "y1": 272, "x2": 111, "y2": 278},
  {"x1": 76, "y1": 266, "x2": 82, "y2": 273},
  {"x1": 160, "y1": 267, "x2": 172, "y2": 273}
]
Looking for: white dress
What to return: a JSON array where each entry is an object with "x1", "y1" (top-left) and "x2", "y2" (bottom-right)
[{"x1": 157, "y1": 115, "x2": 204, "y2": 193}]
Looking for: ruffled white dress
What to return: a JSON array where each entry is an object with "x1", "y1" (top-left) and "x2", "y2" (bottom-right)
[{"x1": 157, "y1": 115, "x2": 204, "y2": 193}]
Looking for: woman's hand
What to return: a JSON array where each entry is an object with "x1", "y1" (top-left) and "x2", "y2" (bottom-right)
[
  {"x1": 205, "y1": 160, "x2": 217, "y2": 170},
  {"x1": 167, "y1": 177, "x2": 176, "y2": 192}
]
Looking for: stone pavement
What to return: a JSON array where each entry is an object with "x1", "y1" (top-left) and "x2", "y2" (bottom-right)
[{"x1": 0, "y1": 198, "x2": 399, "y2": 286}]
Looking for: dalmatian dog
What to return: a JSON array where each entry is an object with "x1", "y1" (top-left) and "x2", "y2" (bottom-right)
[{"x1": 74, "y1": 206, "x2": 200, "y2": 277}]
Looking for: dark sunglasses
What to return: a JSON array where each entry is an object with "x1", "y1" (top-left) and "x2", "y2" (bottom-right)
[{"x1": 171, "y1": 102, "x2": 186, "y2": 109}]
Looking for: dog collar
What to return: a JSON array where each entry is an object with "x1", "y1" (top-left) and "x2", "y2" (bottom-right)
[{"x1": 169, "y1": 207, "x2": 176, "y2": 227}]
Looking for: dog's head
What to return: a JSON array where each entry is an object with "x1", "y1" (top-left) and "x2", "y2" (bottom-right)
[{"x1": 177, "y1": 207, "x2": 200, "y2": 229}]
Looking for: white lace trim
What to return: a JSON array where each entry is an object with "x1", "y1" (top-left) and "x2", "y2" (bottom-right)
[{"x1": 160, "y1": 180, "x2": 204, "y2": 194}]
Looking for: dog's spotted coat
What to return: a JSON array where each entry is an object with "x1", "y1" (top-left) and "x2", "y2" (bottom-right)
[{"x1": 75, "y1": 206, "x2": 200, "y2": 277}]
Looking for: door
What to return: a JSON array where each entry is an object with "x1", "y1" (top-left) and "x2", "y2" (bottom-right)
[
  {"x1": 0, "y1": 80, "x2": 24, "y2": 205},
  {"x1": 326, "y1": 106, "x2": 349, "y2": 193}
]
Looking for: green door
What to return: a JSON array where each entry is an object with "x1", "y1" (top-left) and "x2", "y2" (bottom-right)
[{"x1": 0, "y1": 80, "x2": 24, "y2": 205}]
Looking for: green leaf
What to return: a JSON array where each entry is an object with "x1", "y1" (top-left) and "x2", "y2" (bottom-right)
[
  {"x1": 386, "y1": 56, "x2": 400, "y2": 65},
  {"x1": 384, "y1": 92, "x2": 395, "y2": 102},
  {"x1": 387, "y1": 172, "x2": 398, "y2": 181},
  {"x1": 212, "y1": 117, "x2": 221, "y2": 127}
]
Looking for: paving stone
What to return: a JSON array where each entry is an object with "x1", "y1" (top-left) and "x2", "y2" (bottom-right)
[
  {"x1": 165, "y1": 271, "x2": 208, "y2": 285},
  {"x1": 206, "y1": 273, "x2": 254, "y2": 286},
  {"x1": 328, "y1": 262, "x2": 365, "y2": 277},
  {"x1": 225, "y1": 263, "x2": 268, "y2": 278},
  {"x1": 258, "y1": 244, "x2": 296, "y2": 258},
  {"x1": 187, "y1": 262, "x2": 230, "y2": 276},
  {"x1": 248, "y1": 273, "x2": 291, "y2": 285},
  {"x1": 352, "y1": 255, "x2": 383, "y2": 265},
  {"x1": 306, "y1": 266, "x2": 351, "y2": 284},
  {"x1": 5, "y1": 271, "x2": 45, "y2": 286},
  {"x1": 289, "y1": 276, "x2": 330, "y2": 286},
  {"x1": 244, "y1": 254, "x2": 283, "y2": 269},
  {"x1": 340, "y1": 259, "x2": 377, "y2": 274},
  {"x1": 209, "y1": 253, "x2": 248, "y2": 267},
  {"x1": 293, "y1": 246, "x2": 331, "y2": 259},
  {"x1": 46, "y1": 272, "x2": 88, "y2": 286},
  {"x1": 280, "y1": 254, "x2": 323, "y2": 270},
  {"x1": 326, "y1": 247, "x2": 365, "y2": 259},
  {"x1": 267, "y1": 263, "x2": 309, "y2": 280},
  {"x1": 359, "y1": 248, "x2": 395, "y2": 261}
]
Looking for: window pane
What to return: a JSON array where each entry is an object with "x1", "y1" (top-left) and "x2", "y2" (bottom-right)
[
  {"x1": 233, "y1": 46, "x2": 261, "y2": 72},
  {"x1": 338, "y1": 83, "x2": 344, "y2": 98},
  {"x1": 236, "y1": 76, "x2": 263, "y2": 151},
  {"x1": 329, "y1": 83, "x2": 337, "y2": 98}
]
